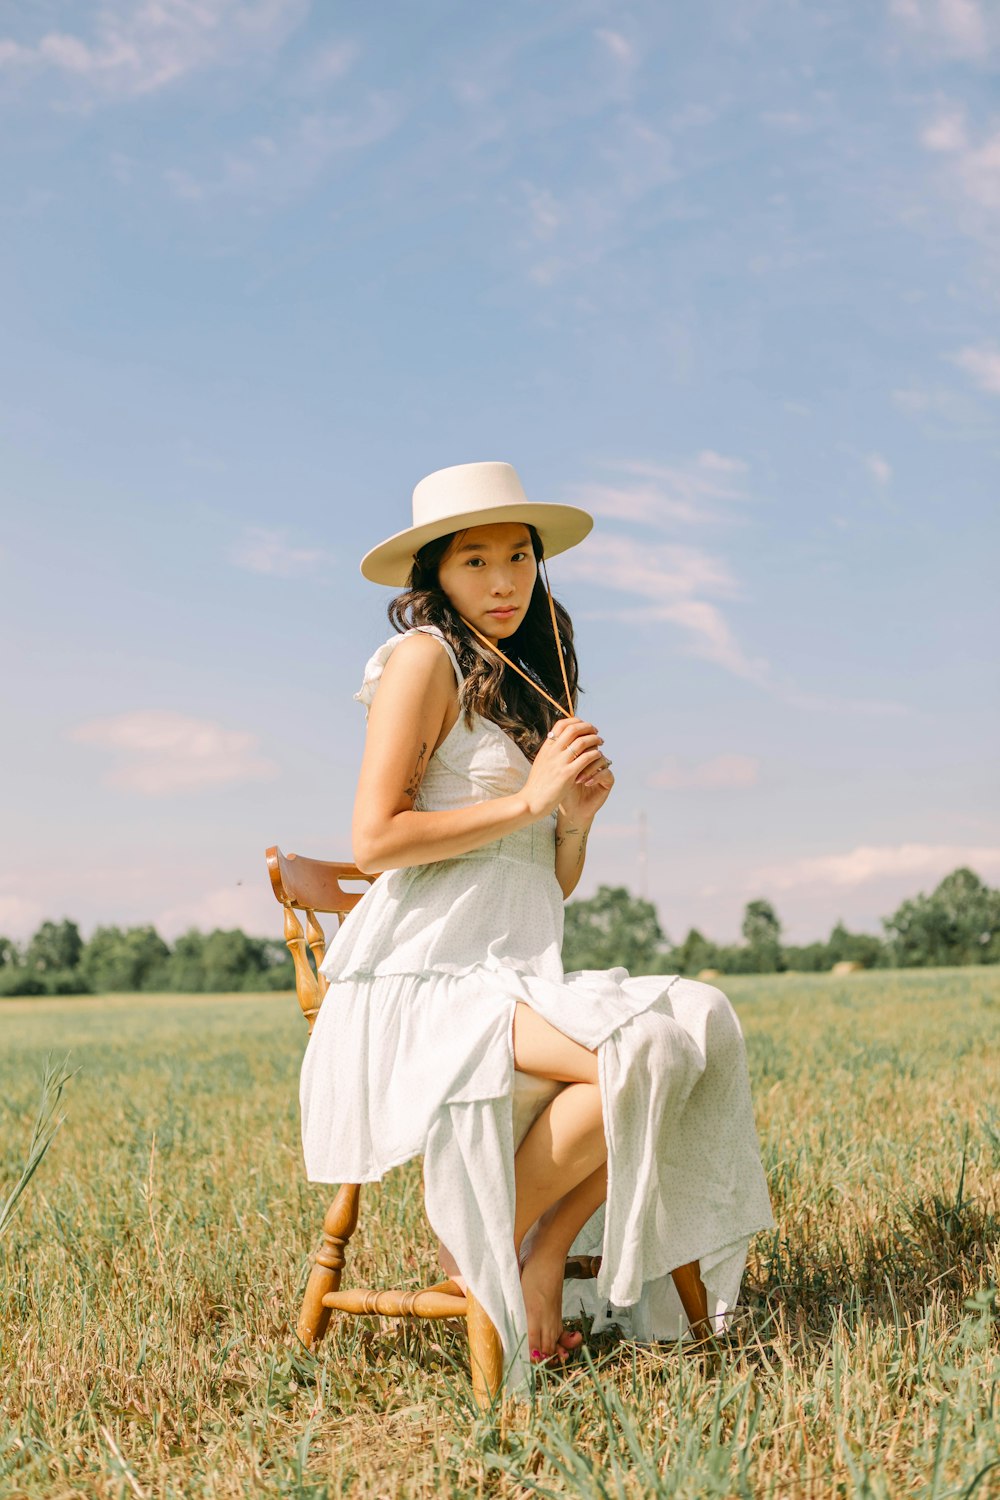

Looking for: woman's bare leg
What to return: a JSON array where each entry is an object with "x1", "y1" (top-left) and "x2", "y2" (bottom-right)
[
  {"x1": 511, "y1": 1003, "x2": 712, "y2": 1357},
  {"x1": 511, "y1": 1002, "x2": 608, "y2": 1363}
]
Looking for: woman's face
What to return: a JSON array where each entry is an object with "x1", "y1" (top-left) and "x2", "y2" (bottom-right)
[{"x1": 436, "y1": 522, "x2": 538, "y2": 640}]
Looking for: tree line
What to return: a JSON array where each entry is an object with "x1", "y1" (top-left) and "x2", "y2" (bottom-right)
[
  {"x1": 564, "y1": 866, "x2": 999, "y2": 975},
  {"x1": 1, "y1": 865, "x2": 996, "y2": 998},
  {"x1": 0, "y1": 922, "x2": 295, "y2": 997}
]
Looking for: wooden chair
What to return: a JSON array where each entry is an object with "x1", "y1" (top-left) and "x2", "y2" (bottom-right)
[{"x1": 266, "y1": 844, "x2": 713, "y2": 1408}]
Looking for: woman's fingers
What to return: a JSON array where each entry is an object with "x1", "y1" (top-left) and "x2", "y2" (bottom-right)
[
  {"x1": 570, "y1": 747, "x2": 607, "y2": 781},
  {"x1": 565, "y1": 733, "x2": 603, "y2": 761},
  {"x1": 547, "y1": 717, "x2": 600, "y2": 745}
]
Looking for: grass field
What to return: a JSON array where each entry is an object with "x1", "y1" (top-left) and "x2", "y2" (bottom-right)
[{"x1": 1, "y1": 968, "x2": 998, "y2": 1498}]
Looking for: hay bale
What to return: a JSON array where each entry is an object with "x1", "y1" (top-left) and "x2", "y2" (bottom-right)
[
  {"x1": 830, "y1": 960, "x2": 864, "y2": 975},
  {"x1": 696, "y1": 967, "x2": 721, "y2": 980}
]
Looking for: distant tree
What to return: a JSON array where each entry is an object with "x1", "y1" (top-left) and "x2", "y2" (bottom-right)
[
  {"x1": 670, "y1": 927, "x2": 720, "y2": 976},
  {"x1": 825, "y1": 920, "x2": 885, "y2": 970},
  {"x1": 166, "y1": 928, "x2": 294, "y2": 992},
  {"x1": 201, "y1": 929, "x2": 292, "y2": 992},
  {"x1": 0, "y1": 936, "x2": 20, "y2": 967},
  {"x1": 25, "y1": 920, "x2": 84, "y2": 975},
  {"x1": 781, "y1": 941, "x2": 829, "y2": 973},
  {"x1": 741, "y1": 899, "x2": 784, "y2": 973},
  {"x1": 883, "y1": 867, "x2": 1000, "y2": 967},
  {"x1": 167, "y1": 930, "x2": 207, "y2": 991},
  {"x1": 563, "y1": 886, "x2": 669, "y2": 973},
  {"x1": 0, "y1": 967, "x2": 45, "y2": 996},
  {"x1": 81, "y1": 925, "x2": 171, "y2": 993},
  {"x1": 255, "y1": 937, "x2": 296, "y2": 991}
]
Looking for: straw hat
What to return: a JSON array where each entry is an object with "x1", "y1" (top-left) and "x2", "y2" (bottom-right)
[{"x1": 360, "y1": 461, "x2": 593, "y2": 586}]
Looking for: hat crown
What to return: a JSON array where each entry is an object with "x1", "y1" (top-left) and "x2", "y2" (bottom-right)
[{"x1": 411, "y1": 461, "x2": 527, "y2": 528}]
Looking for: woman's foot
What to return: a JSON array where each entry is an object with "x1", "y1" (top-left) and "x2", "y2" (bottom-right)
[{"x1": 520, "y1": 1244, "x2": 584, "y2": 1367}]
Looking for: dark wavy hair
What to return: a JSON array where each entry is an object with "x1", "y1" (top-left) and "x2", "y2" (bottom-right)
[{"x1": 386, "y1": 524, "x2": 579, "y2": 760}]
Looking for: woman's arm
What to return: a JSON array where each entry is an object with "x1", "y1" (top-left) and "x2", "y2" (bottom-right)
[
  {"x1": 352, "y1": 636, "x2": 607, "y2": 874},
  {"x1": 554, "y1": 812, "x2": 592, "y2": 900}
]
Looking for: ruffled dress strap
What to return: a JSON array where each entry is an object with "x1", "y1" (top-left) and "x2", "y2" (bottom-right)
[{"x1": 354, "y1": 625, "x2": 464, "y2": 715}]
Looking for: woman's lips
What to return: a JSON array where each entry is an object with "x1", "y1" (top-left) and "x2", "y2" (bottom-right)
[{"x1": 487, "y1": 606, "x2": 518, "y2": 618}]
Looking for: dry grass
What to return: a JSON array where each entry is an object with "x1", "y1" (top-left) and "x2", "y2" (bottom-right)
[{"x1": 1, "y1": 967, "x2": 998, "y2": 1497}]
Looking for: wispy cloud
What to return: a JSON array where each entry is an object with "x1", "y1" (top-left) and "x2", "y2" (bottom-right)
[
  {"x1": 750, "y1": 841, "x2": 1000, "y2": 891},
  {"x1": 559, "y1": 451, "x2": 769, "y2": 682},
  {"x1": 949, "y1": 344, "x2": 1000, "y2": 395},
  {"x1": 298, "y1": 39, "x2": 361, "y2": 91},
  {"x1": 0, "y1": 0, "x2": 309, "y2": 100},
  {"x1": 561, "y1": 532, "x2": 771, "y2": 684},
  {"x1": 572, "y1": 451, "x2": 753, "y2": 528},
  {"x1": 228, "y1": 526, "x2": 331, "y2": 577},
  {"x1": 0, "y1": 894, "x2": 46, "y2": 940},
  {"x1": 867, "y1": 453, "x2": 892, "y2": 484},
  {"x1": 165, "y1": 94, "x2": 401, "y2": 204},
  {"x1": 70, "y1": 711, "x2": 277, "y2": 796},
  {"x1": 920, "y1": 106, "x2": 1000, "y2": 214},
  {"x1": 649, "y1": 754, "x2": 760, "y2": 790},
  {"x1": 155, "y1": 882, "x2": 286, "y2": 941},
  {"x1": 562, "y1": 453, "x2": 908, "y2": 715},
  {"x1": 890, "y1": 0, "x2": 996, "y2": 60}
]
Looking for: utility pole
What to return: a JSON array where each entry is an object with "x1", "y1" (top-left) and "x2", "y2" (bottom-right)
[{"x1": 638, "y1": 810, "x2": 648, "y2": 899}]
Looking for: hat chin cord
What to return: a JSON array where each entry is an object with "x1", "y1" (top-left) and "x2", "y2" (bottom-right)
[{"x1": 458, "y1": 555, "x2": 574, "y2": 721}]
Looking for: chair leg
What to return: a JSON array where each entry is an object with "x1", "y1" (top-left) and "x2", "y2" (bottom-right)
[
  {"x1": 297, "y1": 1183, "x2": 361, "y2": 1349},
  {"x1": 670, "y1": 1259, "x2": 714, "y2": 1344},
  {"x1": 466, "y1": 1287, "x2": 504, "y2": 1410}
]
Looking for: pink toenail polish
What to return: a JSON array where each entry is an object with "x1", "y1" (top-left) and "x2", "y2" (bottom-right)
[{"x1": 530, "y1": 1348, "x2": 541, "y2": 1360}]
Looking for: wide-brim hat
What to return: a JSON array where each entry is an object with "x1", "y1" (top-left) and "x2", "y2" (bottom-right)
[{"x1": 360, "y1": 461, "x2": 594, "y2": 586}]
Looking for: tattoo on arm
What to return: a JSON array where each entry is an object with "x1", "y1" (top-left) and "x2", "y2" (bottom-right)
[
  {"x1": 555, "y1": 823, "x2": 589, "y2": 867},
  {"x1": 404, "y1": 741, "x2": 428, "y2": 801}
]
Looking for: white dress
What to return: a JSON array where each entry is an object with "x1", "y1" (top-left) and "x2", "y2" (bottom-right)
[{"x1": 299, "y1": 626, "x2": 774, "y2": 1392}]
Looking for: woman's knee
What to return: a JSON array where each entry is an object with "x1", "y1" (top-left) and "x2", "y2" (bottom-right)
[{"x1": 671, "y1": 977, "x2": 745, "y2": 1063}]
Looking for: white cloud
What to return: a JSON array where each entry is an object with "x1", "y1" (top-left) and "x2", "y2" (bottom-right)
[
  {"x1": 229, "y1": 526, "x2": 331, "y2": 576},
  {"x1": 867, "y1": 453, "x2": 892, "y2": 483},
  {"x1": 649, "y1": 754, "x2": 760, "y2": 791},
  {"x1": 760, "y1": 110, "x2": 809, "y2": 131},
  {"x1": 570, "y1": 451, "x2": 752, "y2": 529},
  {"x1": 560, "y1": 533, "x2": 771, "y2": 684},
  {"x1": 919, "y1": 107, "x2": 1000, "y2": 214},
  {"x1": 0, "y1": 0, "x2": 308, "y2": 99},
  {"x1": 0, "y1": 895, "x2": 45, "y2": 940},
  {"x1": 299, "y1": 39, "x2": 361, "y2": 89},
  {"x1": 70, "y1": 711, "x2": 278, "y2": 796},
  {"x1": 155, "y1": 883, "x2": 284, "y2": 941},
  {"x1": 0, "y1": 0, "x2": 309, "y2": 98},
  {"x1": 890, "y1": 0, "x2": 995, "y2": 58},
  {"x1": 921, "y1": 110, "x2": 968, "y2": 154},
  {"x1": 750, "y1": 842, "x2": 1000, "y2": 891},
  {"x1": 165, "y1": 94, "x2": 401, "y2": 203},
  {"x1": 594, "y1": 29, "x2": 636, "y2": 68},
  {"x1": 949, "y1": 344, "x2": 1000, "y2": 394}
]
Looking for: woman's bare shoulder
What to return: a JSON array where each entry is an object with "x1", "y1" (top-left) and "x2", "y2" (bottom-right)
[{"x1": 376, "y1": 629, "x2": 457, "y2": 699}]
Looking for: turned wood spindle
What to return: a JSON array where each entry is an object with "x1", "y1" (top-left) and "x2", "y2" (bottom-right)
[{"x1": 296, "y1": 1182, "x2": 361, "y2": 1349}]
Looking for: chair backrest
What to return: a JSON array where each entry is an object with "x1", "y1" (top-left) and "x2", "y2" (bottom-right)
[{"x1": 265, "y1": 846, "x2": 376, "y2": 1030}]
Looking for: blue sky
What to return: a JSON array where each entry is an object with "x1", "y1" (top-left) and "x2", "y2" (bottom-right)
[{"x1": 1, "y1": 0, "x2": 998, "y2": 950}]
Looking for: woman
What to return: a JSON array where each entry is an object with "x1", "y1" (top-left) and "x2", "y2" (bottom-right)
[{"x1": 299, "y1": 461, "x2": 774, "y2": 1386}]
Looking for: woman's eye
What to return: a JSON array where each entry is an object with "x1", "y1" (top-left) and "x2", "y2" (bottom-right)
[
  {"x1": 512, "y1": 552, "x2": 529, "y2": 562},
  {"x1": 466, "y1": 558, "x2": 485, "y2": 568}
]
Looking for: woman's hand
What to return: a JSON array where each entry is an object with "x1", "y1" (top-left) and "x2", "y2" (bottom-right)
[
  {"x1": 522, "y1": 717, "x2": 614, "y2": 820},
  {"x1": 556, "y1": 719, "x2": 615, "y2": 826}
]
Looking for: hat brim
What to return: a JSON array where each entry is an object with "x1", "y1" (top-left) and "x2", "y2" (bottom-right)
[{"x1": 360, "y1": 503, "x2": 593, "y2": 586}]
